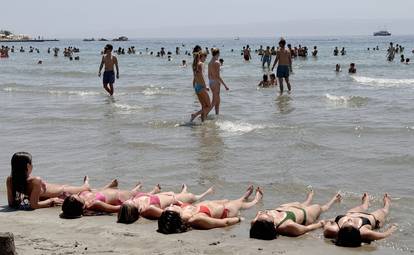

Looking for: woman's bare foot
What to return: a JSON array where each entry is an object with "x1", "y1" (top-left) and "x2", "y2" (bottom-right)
[
  {"x1": 335, "y1": 193, "x2": 342, "y2": 203},
  {"x1": 254, "y1": 187, "x2": 264, "y2": 202},
  {"x1": 132, "y1": 182, "x2": 142, "y2": 192},
  {"x1": 243, "y1": 185, "x2": 254, "y2": 200},
  {"x1": 181, "y1": 184, "x2": 188, "y2": 193},
  {"x1": 383, "y1": 193, "x2": 391, "y2": 206},
  {"x1": 362, "y1": 192, "x2": 370, "y2": 206},
  {"x1": 154, "y1": 184, "x2": 161, "y2": 193},
  {"x1": 83, "y1": 176, "x2": 90, "y2": 190},
  {"x1": 108, "y1": 179, "x2": 118, "y2": 188}
]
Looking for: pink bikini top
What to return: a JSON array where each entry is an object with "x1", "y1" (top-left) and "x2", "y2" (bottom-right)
[
  {"x1": 79, "y1": 191, "x2": 123, "y2": 205},
  {"x1": 134, "y1": 192, "x2": 161, "y2": 206}
]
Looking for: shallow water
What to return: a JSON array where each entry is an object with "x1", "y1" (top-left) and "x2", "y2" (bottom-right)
[{"x1": 1, "y1": 36, "x2": 414, "y2": 253}]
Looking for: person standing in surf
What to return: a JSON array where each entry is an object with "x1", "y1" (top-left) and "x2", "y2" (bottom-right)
[
  {"x1": 272, "y1": 38, "x2": 292, "y2": 95},
  {"x1": 208, "y1": 48, "x2": 229, "y2": 116},
  {"x1": 190, "y1": 46, "x2": 211, "y2": 122},
  {"x1": 98, "y1": 44, "x2": 119, "y2": 96},
  {"x1": 243, "y1": 45, "x2": 251, "y2": 61}
]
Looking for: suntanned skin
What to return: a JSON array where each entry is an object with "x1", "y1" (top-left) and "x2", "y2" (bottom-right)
[
  {"x1": 272, "y1": 43, "x2": 292, "y2": 94},
  {"x1": 208, "y1": 51, "x2": 229, "y2": 115},
  {"x1": 191, "y1": 54, "x2": 211, "y2": 122},
  {"x1": 123, "y1": 184, "x2": 214, "y2": 220},
  {"x1": 71, "y1": 179, "x2": 143, "y2": 214},
  {"x1": 322, "y1": 193, "x2": 397, "y2": 243},
  {"x1": 7, "y1": 163, "x2": 89, "y2": 209},
  {"x1": 165, "y1": 186, "x2": 263, "y2": 230},
  {"x1": 98, "y1": 49, "x2": 119, "y2": 96},
  {"x1": 252, "y1": 190, "x2": 341, "y2": 237}
]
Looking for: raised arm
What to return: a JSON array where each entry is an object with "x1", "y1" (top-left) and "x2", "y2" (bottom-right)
[
  {"x1": 189, "y1": 215, "x2": 241, "y2": 230},
  {"x1": 279, "y1": 221, "x2": 323, "y2": 237},
  {"x1": 361, "y1": 225, "x2": 397, "y2": 242}
]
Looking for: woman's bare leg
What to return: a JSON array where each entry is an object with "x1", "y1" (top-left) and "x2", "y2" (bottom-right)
[
  {"x1": 369, "y1": 194, "x2": 391, "y2": 228},
  {"x1": 102, "y1": 179, "x2": 118, "y2": 189},
  {"x1": 174, "y1": 185, "x2": 214, "y2": 203},
  {"x1": 224, "y1": 187, "x2": 263, "y2": 217},
  {"x1": 209, "y1": 84, "x2": 220, "y2": 115},
  {"x1": 301, "y1": 189, "x2": 314, "y2": 206},
  {"x1": 321, "y1": 193, "x2": 342, "y2": 212},
  {"x1": 200, "y1": 91, "x2": 211, "y2": 121},
  {"x1": 191, "y1": 93, "x2": 206, "y2": 122},
  {"x1": 131, "y1": 182, "x2": 143, "y2": 193},
  {"x1": 148, "y1": 184, "x2": 161, "y2": 194},
  {"x1": 305, "y1": 193, "x2": 341, "y2": 224},
  {"x1": 43, "y1": 176, "x2": 90, "y2": 197},
  {"x1": 347, "y1": 193, "x2": 370, "y2": 213}
]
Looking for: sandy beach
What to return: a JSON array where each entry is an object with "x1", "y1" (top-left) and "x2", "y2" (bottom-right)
[{"x1": 0, "y1": 195, "x2": 405, "y2": 255}]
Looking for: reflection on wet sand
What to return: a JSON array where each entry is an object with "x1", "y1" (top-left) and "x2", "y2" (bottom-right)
[
  {"x1": 276, "y1": 95, "x2": 294, "y2": 114},
  {"x1": 194, "y1": 123, "x2": 225, "y2": 185}
]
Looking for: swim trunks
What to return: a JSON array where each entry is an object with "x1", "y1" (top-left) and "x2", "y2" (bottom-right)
[
  {"x1": 277, "y1": 65, "x2": 289, "y2": 78},
  {"x1": 194, "y1": 83, "x2": 204, "y2": 94},
  {"x1": 262, "y1": 55, "x2": 271, "y2": 65},
  {"x1": 103, "y1": 70, "x2": 115, "y2": 84}
]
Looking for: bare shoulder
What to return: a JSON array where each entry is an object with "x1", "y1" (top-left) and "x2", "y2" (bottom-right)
[
  {"x1": 6, "y1": 176, "x2": 12, "y2": 185},
  {"x1": 28, "y1": 176, "x2": 42, "y2": 185}
]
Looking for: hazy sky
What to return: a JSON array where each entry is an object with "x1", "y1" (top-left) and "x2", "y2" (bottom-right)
[{"x1": 1, "y1": 0, "x2": 413, "y2": 38}]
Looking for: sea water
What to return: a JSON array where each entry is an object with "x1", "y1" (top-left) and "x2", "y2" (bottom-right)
[{"x1": 0, "y1": 36, "x2": 413, "y2": 253}]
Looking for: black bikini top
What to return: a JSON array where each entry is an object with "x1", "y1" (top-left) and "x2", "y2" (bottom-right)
[{"x1": 335, "y1": 215, "x2": 372, "y2": 229}]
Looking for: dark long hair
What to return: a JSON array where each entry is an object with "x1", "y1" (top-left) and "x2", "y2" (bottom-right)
[
  {"x1": 335, "y1": 225, "x2": 362, "y2": 247},
  {"x1": 157, "y1": 210, "x2": 188, "y2": 234},
  {"x1": 10, "y1": 152, "x2": 32, "y2": 207},
  {"x1": 250, "y1": 220, "x2": 278, "y2": 240}
]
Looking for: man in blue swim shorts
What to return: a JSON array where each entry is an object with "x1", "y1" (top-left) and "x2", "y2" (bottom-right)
[
  {"x1": 272, "y1": 38, "x2": 292, "y2": 95},
  {"x1": 98, "y1": 44, "x2": 119, "y2": 96}
]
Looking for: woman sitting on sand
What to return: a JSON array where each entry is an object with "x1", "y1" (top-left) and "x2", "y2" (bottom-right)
[
  {"x1": 60, "y1": 180, "x2": 156, "y2": 218},
  {"x1": 322, "y1": 193, "x2": 397, "y2": 247},
  {"x1": 117, "y1": 184, "x2": 213, "y2": 223},
  {"x1": 6, "y1": 152, "x2": 90, "y2": 210},
  {"x1": 249, "y1": 190, "x2": 341, "y2": 240},
  {"x1": 157, "y1": 186, "x2": 263, "y2": 234}
]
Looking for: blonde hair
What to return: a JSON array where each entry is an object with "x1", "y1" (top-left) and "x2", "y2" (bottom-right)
[{"x1": 211, "y1": 48, "x2": 220, "y2": 57}]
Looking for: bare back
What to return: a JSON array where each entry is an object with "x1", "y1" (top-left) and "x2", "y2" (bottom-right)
[
  {"x1": 208, "y1": 60, "x2": 221, "y2": 81},
  {"x1": 102, "y1": 54, "x2": 118, "y2": 71},
  {"x1": 277, "y1": 48, "x2": 291, "y2": 66}
]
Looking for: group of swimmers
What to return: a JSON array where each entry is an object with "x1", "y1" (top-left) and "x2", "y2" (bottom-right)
[{"x1": 6, "y1": 151, "x2": 397, "y2": 248}]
